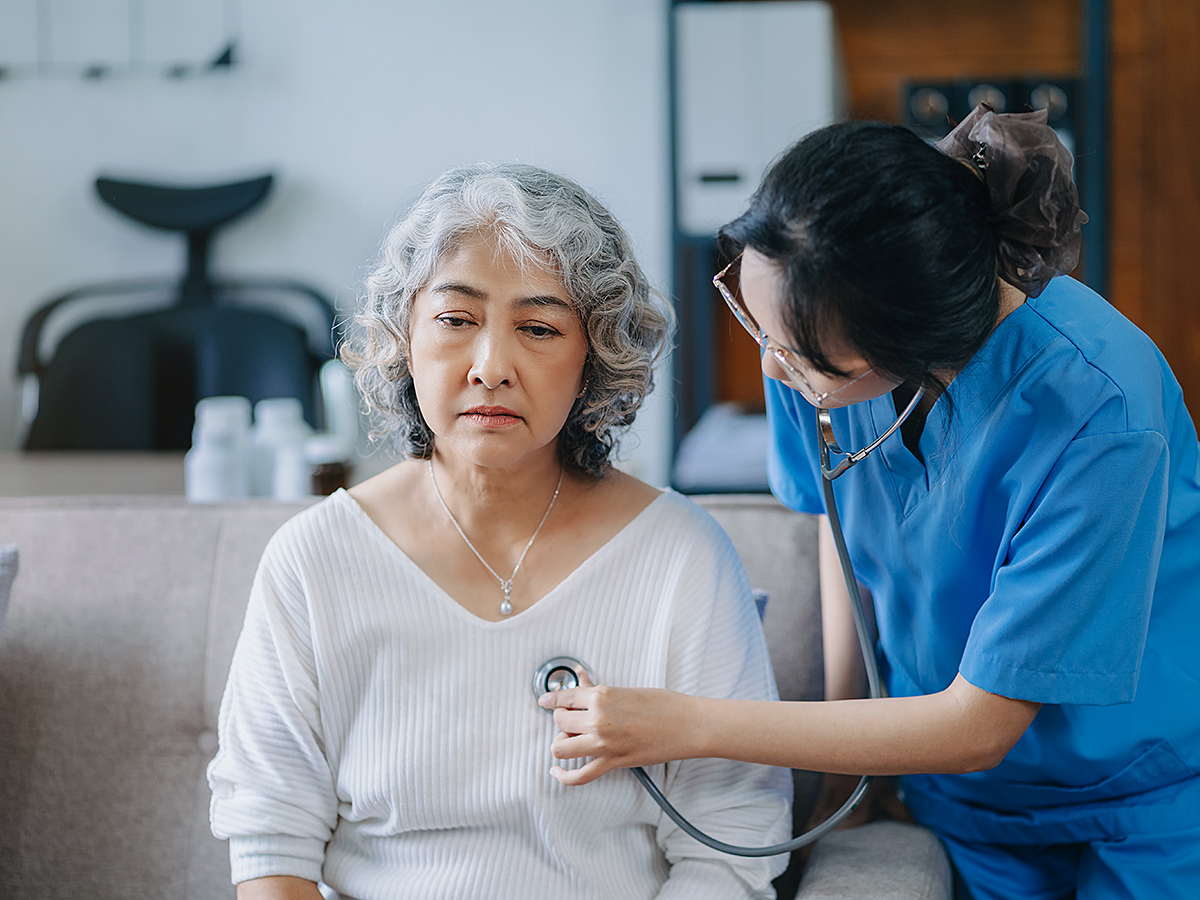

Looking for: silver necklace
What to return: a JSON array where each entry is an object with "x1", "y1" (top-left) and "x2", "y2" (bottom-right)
[{"x1": 427, "y1": 458, "x2": 565, "y2": 616}]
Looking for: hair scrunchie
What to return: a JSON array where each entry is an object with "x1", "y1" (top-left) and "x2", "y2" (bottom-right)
[{"x1": 935, "y1": 104, "x2": 1089, "y2": 298}]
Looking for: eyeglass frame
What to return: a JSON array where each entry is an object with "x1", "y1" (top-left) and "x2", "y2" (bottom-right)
[
  {"x1": 712, "y1": 253, "x2": 882, "y2": 407},
  {"x1": 712, "y1": 250, "x2": 927, "y2": 480}
]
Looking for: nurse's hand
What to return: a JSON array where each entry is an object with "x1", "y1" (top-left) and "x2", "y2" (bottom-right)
[{"x1": 538, "y1": 674, "x2": 702, "y2": 786}]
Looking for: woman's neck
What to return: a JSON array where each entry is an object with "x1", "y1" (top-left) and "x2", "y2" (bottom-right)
[{"x1": 427, "y1": 448, "x2": 568, "y2": 535}]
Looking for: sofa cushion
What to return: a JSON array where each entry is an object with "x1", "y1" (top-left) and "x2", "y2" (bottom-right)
[
  {"x1": 796, "y1": 820, "x2": 952, "y2": 900},
  {"x1": 0, "y1": 497, "x2": 311, "y2": 900}
]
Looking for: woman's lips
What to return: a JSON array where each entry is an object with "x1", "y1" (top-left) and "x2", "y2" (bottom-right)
[{"x1": 462, "y1": 406, "x2": 522, "y2": 427}]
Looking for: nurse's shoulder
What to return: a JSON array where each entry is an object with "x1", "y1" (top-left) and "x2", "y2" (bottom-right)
[{"x1": 1026, "y1": 276, "x2": 1182, "y2": 436}]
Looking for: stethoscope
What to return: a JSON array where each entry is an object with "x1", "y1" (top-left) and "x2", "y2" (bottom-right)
[{"x1": 535, "y1": 389, "x2": 926, "y2": 857}]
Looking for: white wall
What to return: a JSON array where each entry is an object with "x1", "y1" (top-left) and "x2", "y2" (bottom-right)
[{"x1": 0, "y1": 0, "x2": 674, "y2": 484}]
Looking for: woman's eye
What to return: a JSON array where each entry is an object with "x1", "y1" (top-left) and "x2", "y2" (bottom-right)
[
  {"x1": 436, "y1": 315, "x2": 473, "y2": 328},
  {"x1": 521, "y1": 323, "x2": 562, "y2": 339}
]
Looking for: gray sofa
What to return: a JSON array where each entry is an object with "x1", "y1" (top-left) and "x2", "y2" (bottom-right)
[{"x1": 0, "y1": 493, "x2": 950, "y2": 899}]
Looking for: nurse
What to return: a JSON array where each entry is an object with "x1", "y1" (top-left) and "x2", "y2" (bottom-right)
[{"x1": 540, "y1": 106, "x2": 1200, "y2": 899}]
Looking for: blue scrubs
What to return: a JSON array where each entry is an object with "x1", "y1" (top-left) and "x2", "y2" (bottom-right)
[{"x1": 765, "y1": 276, "x2": 1200, "y2": 895}]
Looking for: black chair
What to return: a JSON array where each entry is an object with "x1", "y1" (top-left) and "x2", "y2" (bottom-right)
[{"x1": 18, "y1": 174, "x2": 339, "y2": 450}]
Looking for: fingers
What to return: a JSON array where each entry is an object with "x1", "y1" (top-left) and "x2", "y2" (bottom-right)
[
  {"x1": 550, "y1": 706, "x2": 596, "y2": 736},
  {"x1": 538, "y1": 685, "x2": 594, "y2": 710},
  {"x1": 550, "y1": 730, "x2": 601, "y2": 761},
  {"x1": 548, "y1": 759, "x2": 611, "y2": 786},
  {"x1": 538, "y1": 687, "x2": 581, "y2": 710},
  {"x1": 546, "y1": 723, "x2": 614, "y2": 787},
  {"x1": 537, "y1": 671, "x2": 596, "y2": 709}
]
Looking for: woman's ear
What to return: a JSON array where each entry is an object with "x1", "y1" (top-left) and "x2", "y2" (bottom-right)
[{"x1": 576, "y1": 355, "x2": 593, "y2": 399}]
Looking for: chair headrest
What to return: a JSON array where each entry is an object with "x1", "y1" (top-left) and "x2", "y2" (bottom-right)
[{"x1": 94, "y1": 174, "x2": 274, "y2": 234}]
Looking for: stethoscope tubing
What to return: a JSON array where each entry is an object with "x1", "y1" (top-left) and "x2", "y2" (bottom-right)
[
  {"x1": 618, "y1": 417, "x2": 883, "y2": 857},
  {"x1": 631, "y1": 763, "x2": 871, "y2": 857}
]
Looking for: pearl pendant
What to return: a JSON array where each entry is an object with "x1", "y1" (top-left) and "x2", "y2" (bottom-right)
[{"x1": 500, "y1": 582, "x2": 514, "y2": 617}]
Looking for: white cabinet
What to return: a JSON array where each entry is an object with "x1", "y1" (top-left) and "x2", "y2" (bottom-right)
[{"x1": 674, "y1": 1, "x2": 843, "y2": 237}]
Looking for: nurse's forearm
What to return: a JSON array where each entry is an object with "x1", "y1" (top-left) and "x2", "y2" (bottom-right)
[
  {"x1": 237, "y1": 876, "x2": 323, "y2": 900},
  {"x1": 692, "y1": 674, "x2": 1040, "y2": 775}
]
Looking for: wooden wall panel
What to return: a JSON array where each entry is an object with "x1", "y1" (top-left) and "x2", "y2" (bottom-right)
[
  {"x1": 714, "y1": 0, "x2": 1200, "y2": 413},
  {"x1": 828, "y1": 0, "x2": 1080, "y2": 121},
  {"x1": 1110, "y1": 0, "x2": 1200, "y2": 411},
  {"x1": 715, "y1": 308, "x2": 769, "y2": 407},
  {"x1": 1109, "y1": 0, "x2": 1150, "y2": 327},
  {"x1": 1156, "y1": 2, "x2": 1200, "y2": 399}
]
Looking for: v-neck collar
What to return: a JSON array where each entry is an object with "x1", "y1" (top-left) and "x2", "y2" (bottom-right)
[
  {"x1": 335, "y1": 487, "x2": 673, "y2": 628},
  {"x1": 863, "y1": 299, "x2": 1059, "y2": 516}
]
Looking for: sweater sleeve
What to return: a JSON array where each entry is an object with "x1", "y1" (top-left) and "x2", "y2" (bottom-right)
[
  {"x1": 207, "y1": 527, "x2": 338, "y2": 885},
  {"x1": 652, "y1": 509, "x2": 793, "y2": 899}
]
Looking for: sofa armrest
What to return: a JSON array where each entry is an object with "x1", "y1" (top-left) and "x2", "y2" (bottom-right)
[
  {"x1": 0, "y1": 544, "x2": 16, "y2": 642},
  {"x1": 792, "y1": 821, "x2": 952, "y2": 900}
]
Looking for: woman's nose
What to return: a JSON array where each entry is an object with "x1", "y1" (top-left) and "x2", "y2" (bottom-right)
[{"x1": 468, "y1": 332, "x2": 516, "y2": 389}]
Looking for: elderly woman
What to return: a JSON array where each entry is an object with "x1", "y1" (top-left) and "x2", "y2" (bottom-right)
[{"x1": 207, "y1": 163, "x2": 790, "y2": 900}]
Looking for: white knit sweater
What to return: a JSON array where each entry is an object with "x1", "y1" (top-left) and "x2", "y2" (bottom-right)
[{"x1": 208, "y1": 489, "x2": 791, "y2": 899}]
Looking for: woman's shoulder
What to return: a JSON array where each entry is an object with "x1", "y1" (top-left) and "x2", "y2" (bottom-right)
[
  {"x1": 583, "y1": 469, "x2": 697, "y2": 522},
  {"x1": 274, "y1": 485, "x2": 364, "y2": 535},
  {"x1": 261, "y1": 482, "x2": 393, "y2": 571},
  {"x1": 568, "y1": 471, "x2": 730, "y2": 552},
  {"x1": 621, "y1": 483, "x2": 742, "y2": 556}
]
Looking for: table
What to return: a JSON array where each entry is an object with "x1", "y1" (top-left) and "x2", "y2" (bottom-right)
[
  {"x1": 0, "y1": 451, "x2": 393, "y2": 497},
  {"x1": 0, "y1": 452, "x2": 186, "y2": 496}
]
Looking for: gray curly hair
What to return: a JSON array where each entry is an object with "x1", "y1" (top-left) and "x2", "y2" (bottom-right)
[{"x1": 341, "y1": 162, "x2": 674, "y2": 476}]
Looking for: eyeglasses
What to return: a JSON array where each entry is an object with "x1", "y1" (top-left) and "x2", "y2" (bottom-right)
[
  {"x1": 713, "y1": 253, "x2": 878, "y2": 407},
  {"x1": 712, "y1": 251, "x2": 926, "y2": 479}
]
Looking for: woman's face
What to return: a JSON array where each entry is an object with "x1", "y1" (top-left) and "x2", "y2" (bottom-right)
[
  {"x1": 408, "y1": 230, "x2": 588, "y2": 471},
  {"x1": 739, "y1": 247, "x2": 901, "y2": 408}
]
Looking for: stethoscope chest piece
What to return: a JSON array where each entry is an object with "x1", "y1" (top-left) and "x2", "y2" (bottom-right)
[{"x1": 533, "y1": 657, "x2": 591, "y2": 702}]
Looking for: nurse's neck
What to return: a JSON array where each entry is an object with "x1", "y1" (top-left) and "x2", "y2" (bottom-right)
[
  {"x1": 896, "y1": 279, "x2": 1028, "y2": 460},
  {"x1": 934, "y1": 278, "x2": 1026, "y2": 388},
  {"x1": 996, "y1": 279, "x2": 1028, "y2": 326}
]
